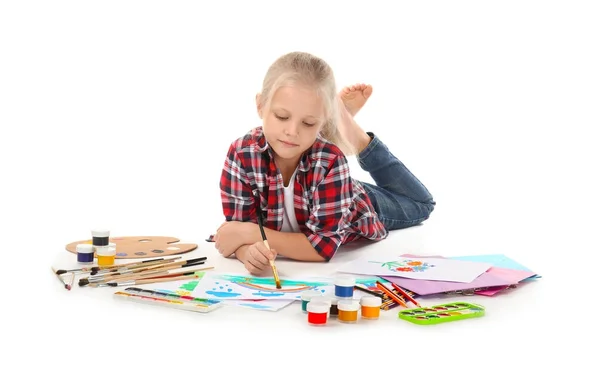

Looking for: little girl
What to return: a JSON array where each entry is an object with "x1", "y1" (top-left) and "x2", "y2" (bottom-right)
[{"x1": 213, "y1": 52, "x2": 435, "y2": 275}]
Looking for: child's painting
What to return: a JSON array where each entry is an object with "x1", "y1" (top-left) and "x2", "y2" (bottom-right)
[
  {"x1": 152, "y1": 273, "x2": 296, "y2": 311},
  {"x1": 152, "y1": 272, "x2": 399, "y2": 310},
  {"x1": 336, "y1": 256, "x2": 492, "y2": 283},
  {"x1": 189, "y1": 272, "x2": 334, "y2": 300}
]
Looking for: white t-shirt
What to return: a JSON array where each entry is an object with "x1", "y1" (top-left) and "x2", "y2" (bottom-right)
[{"x1": 281, "y1": 168, "x2": 301, "y2": 233}]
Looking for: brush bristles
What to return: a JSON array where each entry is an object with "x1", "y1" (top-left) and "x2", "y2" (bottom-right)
[{"x1": 270, "y1": 262, "x2": 282, "y2": 289}]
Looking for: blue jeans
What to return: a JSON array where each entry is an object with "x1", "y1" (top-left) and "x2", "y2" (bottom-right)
[{"x1": 357, "y1": 132, "x2": 436, "y2": 230}]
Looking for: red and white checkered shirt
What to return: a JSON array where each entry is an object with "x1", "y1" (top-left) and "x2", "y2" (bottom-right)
[{"x1": 220, "y1": 126, "x2": 388, "y2": 261}]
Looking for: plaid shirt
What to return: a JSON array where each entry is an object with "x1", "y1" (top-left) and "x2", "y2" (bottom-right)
[{"x1": 220, "y1": 126, "x2": 388, "y2": 261}]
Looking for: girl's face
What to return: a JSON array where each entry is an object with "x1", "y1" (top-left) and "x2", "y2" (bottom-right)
[{"x1": 258, "y1": 84, "x2": 326, "y2": 171}]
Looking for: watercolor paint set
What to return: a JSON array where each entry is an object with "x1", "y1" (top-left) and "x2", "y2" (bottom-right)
[
  {"x1": 397, "y1": 301, "x2": 485, "y2": 325},
  {"x1": 114, "y1": 287, "x2": 223, "y2": 313}
]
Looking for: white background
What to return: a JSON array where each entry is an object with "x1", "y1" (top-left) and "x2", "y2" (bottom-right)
[{"x1": 1, "y1": 1, "x2": 598, "y2": 387}]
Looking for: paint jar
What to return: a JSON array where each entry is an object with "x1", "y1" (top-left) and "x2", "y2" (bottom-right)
[
  {"x1": 306, "y1": 301, "x2": 329, "y2": 325},
  {"x1": 96, "y1": 245, "x2": 116, "y2": 267},
  {"x1": 310, "y1": 296, "x2": 332, "y2": 317},
  {"x1": 92, "y1": 229, "x2": 110, "y2": 249},
  {"x1": 329, "y1": 297, "x2": 340, "y2": 316},
  {"x1": 360, "y1": 296, "x2": 382, "y2": 320},
  {"x1": 334, "y1": 275, "x2": 355, "y2": 299},
  {"x1": 76, "y1": 243, "x2": 95, "y2": 264},
  {"x1": 301, "y1": 290, "x2": 322, "y2": 313},
  {"x1": 338, "y1": 300, "x2": 360, "y2": 323}
]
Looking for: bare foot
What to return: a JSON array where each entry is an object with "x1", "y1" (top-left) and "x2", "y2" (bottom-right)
[
  {"x1": 337, "y1": 95, "x2": 372, "y2": 155},
  {"x1": 339, "y1": 83, "x2": 373, "y2": 117}
]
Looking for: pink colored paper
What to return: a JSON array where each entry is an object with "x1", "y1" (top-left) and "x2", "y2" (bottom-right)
[{"x1": 475, "y1": 286, "x2": 510, "y2": 296}]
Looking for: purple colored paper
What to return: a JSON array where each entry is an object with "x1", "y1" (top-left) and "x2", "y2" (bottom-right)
[{"x1": 381, "y1": 267, "x2": 536, "y2": 296}]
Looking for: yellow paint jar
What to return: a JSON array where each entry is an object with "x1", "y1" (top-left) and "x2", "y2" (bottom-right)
[
  {"x1": 360, "y1": 296, "x2": 382, "y2": 320},
  {"x1": 96, "y1": 246, "x2": 116, "y2": 266},
  {"x1": 337, "y1": 300, "x2": 360, "y2": 324}
]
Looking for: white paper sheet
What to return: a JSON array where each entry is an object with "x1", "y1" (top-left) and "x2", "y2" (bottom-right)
[{"x1": 336, "y1": 256, "x2": 492, "y2": 283}]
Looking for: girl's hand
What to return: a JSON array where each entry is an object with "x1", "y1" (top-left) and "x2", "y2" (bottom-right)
[
  {"x1": 214, "y1": 221, "x2": 257, "y2": 257},
  {"x1": 239, "y1": 242, "x2": 277, "y2": 276}
]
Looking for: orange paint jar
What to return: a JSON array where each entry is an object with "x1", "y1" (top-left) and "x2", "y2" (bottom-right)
[
  {"x1": 360, "y1": 296, "x2": 382, "y2": 320},
  {"x1": 96, "y1": 246, "x2": 116, "y2": 266},
  {"x1": 337, "y1": 301, "x2": 360, "y2": 323}
]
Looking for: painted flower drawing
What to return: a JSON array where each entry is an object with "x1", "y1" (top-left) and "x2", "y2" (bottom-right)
[{"x1": 369, "y1": 259, "x2": 435, "y2": 273}]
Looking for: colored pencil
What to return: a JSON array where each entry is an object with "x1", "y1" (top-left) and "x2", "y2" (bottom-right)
[
  {"x1": 375, "y1": 281, "x2": 408, "y2": 308},
  {"x1": 389, "y1": 282, "x2": 420, "y2": 307}
]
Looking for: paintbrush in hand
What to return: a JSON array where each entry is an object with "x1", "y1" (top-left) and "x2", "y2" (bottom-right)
[{"x1": 257, "y1": 207, "x2": 281, "y2": 289}]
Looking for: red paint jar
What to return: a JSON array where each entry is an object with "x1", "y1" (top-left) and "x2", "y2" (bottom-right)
[{"x1": 307, "y1": 301, "x2": 329, "y2": 325}]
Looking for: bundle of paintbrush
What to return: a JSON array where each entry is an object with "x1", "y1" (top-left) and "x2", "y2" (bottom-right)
[
  {"x1": 78, "y1": 256, "x2": 213, "y2": 287},
  {"x1": 53, "y1": 256, "x2": 184, "y2": 276}
]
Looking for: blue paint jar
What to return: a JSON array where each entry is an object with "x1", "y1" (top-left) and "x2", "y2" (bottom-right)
[
  {"x1": 76, "y1": 243, "x2": 95, "y2": 264},
  {"x1": 301, "y1": 290, "x2": 322, "y2": 313},
  {"x1": 334, "y1": 275, "x2": 355, "y2": 299}
]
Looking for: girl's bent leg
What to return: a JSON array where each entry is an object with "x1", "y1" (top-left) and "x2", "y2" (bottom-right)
[{"x1": 357, "y1": 132, "x2": 435, "y2": 230}]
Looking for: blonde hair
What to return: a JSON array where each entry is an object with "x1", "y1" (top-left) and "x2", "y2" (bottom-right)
[{"x1": 258, "y1": 52, "x2": 354, "y2": 155}]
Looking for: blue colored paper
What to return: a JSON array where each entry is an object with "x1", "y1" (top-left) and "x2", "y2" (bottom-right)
[{"x1": 449, "y1": 254, "x2": 540, "y2": 278}]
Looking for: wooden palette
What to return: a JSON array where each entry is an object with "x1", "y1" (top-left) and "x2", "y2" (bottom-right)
[{"x1": 65, "y1": 236, "x2": 198, "y2": 259}]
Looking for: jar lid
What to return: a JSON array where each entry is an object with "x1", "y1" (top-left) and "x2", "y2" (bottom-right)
[
  {"x1": 301, "y1": 290, "x2": 322, "y2": 301},
  {"x1": 307, "y1": 301, "x2": 329, "y2": 314},
  {"x1": 91, "y1": 229, "x2": 110, "y2": 237},
  {"x1": 338, "y1": 300, "x2": 360, "y2": 311},
  {"x1": 96, "y1": 246, "x2": 116, "y2": 255},
  {"x1": 334, "y1": 275, "x2": 355, "y2": 287},
  {"x1": 76, "y1": 243, "x2": 94, "y2": 253},
  {"x1": 310, "y1": 296, "x2": 332, "y2": 306},
  {"x1": 360, "y1": 296, "x2": 382, "y2": 307}
]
